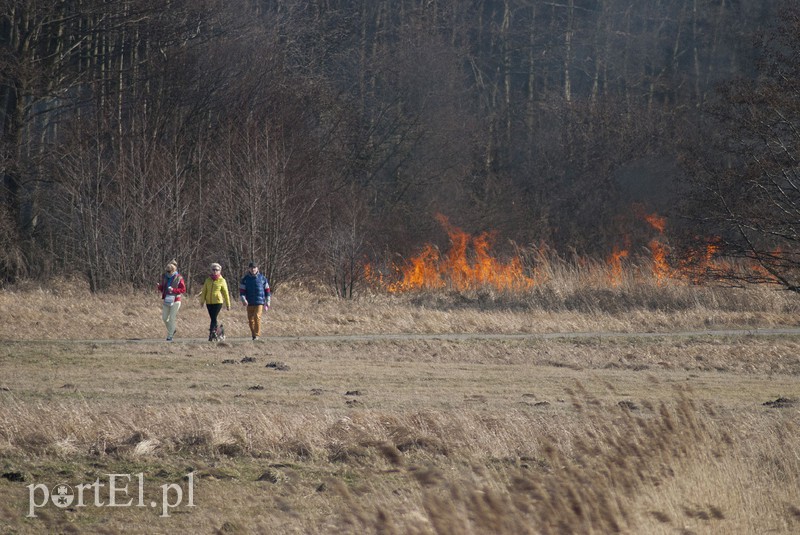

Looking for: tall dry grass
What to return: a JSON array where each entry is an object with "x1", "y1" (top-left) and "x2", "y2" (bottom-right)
[
  {"x1": 324, "y1": 390, "x2": 800, "y2": 534},
  {"x1": 1, "y1": 383, "x2": 797, "y2": 533}
]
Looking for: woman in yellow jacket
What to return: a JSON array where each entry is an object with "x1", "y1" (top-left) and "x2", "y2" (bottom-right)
[{"x1": 199, "y1": 262, "x2": 231, "y2": 341}]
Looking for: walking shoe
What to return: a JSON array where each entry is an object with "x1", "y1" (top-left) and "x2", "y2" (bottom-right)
[
  {"x1": 166, "y1": 336, "x2": 173, "y2": 342},
  {"x1": 253, "y1": 336, "x2": 260, "y2": 341}
]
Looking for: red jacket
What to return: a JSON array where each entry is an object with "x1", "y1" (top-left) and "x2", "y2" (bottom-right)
[{"x1": 158, "y1": 272, "x2": 187, "y2": 302}]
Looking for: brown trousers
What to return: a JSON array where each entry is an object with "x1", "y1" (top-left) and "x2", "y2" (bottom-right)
[{"x1": 246, "y1": 305, "x2": 263, "y2": 337}]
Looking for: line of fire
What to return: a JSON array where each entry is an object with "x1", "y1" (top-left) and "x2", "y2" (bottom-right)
[{"x1": 364, "y1": 211, "x2": 780, "y2": 294}]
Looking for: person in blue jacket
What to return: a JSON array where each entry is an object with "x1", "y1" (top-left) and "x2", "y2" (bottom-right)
[{"x1": 239, "y1": 261, "x2": 271, "y2": 340}]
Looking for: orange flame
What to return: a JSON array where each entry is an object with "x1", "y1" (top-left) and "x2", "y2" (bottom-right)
[
  {"x1": 641, "y1": 210, "x2": 672, "y2": 283},
  {"x1": 376, "y1": 214, "x2": 537, "y2": 293},
  {"x1": 749, "y1": 247, "x2": 782, "y2": 283},
  {"x1": 607, "y1": 245, "x2": 629, "y2": 287},
  {"x1": 387, "y1": 244, "x2": 445, "y2": 293},
  {"x1": 674, "y1": 237, "x2": 724, "y2": 283},
  {"x1": 643, "y1": 213, "x2": 666, "y2": 233},
  {"x1": 649, "y1": 239, "x2": 671, "y2": 284}
]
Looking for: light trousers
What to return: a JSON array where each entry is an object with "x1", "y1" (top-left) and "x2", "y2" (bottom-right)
[{"x1": 162, "y1": 301, "x2": 181, "y2": 338}]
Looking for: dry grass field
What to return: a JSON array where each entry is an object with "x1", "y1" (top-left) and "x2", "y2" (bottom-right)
[{"x1": 1, "y1": 278, "x2": 799, "y2": 533}]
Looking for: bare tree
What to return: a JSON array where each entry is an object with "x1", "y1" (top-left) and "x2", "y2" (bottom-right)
[
  {"x1": 681, "y1": 6, "x2": 800, "y2": 291},
  {"x1": 325, "y1": 197, "x2": 368, "y2": 299},
  {"x1": 213, "y1": 115, "x2": 320, "y2": 289},
  {"x1": 48, "y1": 116, "x2": 117, "y2": 292}
]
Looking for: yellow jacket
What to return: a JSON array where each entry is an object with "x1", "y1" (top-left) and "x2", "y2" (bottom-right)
[{"x1": 200, "y1": 276, "x2": 231, "y2": 307}]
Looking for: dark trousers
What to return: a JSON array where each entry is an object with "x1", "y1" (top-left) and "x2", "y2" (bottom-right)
[{"x1": 206, "y1": 303, "x2": 223, "y2": 331}]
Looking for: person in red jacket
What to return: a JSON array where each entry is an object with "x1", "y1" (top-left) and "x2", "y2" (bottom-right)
[{"x1": 157, "y1": 259, "x2": 186, "y2": 341}]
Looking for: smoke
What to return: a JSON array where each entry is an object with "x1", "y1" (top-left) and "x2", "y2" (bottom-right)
[{"x1": 611, "y1": 156, "x2": 682, "y2": 213}]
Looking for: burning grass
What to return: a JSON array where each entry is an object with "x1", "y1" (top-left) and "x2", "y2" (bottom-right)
[{"x1": 366, "y1": 211, "x2": 784, "y2": 295}]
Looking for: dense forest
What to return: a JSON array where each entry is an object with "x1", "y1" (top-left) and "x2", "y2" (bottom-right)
[{"x1": 1, "y1": 0, "x2": 798, "y2": 293}]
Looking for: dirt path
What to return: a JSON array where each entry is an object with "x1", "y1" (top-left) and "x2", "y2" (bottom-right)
[{"x1": 8, "y1": 327, "x2": 800, "y2": 345}]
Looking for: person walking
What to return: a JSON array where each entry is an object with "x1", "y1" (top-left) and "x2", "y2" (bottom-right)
[
  {"x1": 158, "y1": 260, "x2": 186, "y2": 341},
  {"x1": 199, "y1": 262, "x2": 231, "y2": 341},
  {"x1": 239, "y1": 261, "x2": 271, "y2": 340}
]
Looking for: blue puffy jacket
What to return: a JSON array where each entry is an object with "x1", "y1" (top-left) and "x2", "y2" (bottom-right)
[{"x1": 239, "y1": 272, "x2": 271, "y2": 305}]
